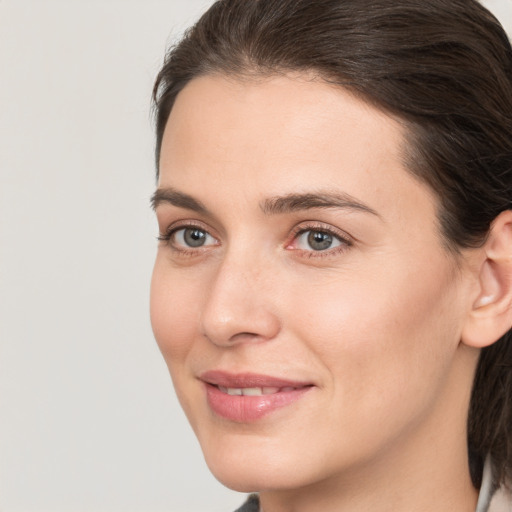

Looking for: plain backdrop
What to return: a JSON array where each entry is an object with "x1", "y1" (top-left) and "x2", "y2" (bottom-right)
[{"x1": 1, "y1": 1, "x2": 511, "y2": 511}]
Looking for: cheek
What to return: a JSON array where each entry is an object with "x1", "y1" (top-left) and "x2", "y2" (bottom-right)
[
  {"x1": 278, "y1": 258, "x2": 464, "y2": 468},
  {"x1": 286, "y1": 254, "x2": 462, "y2": 401},
  {"x1": 150, "y1": 256, "x2": 201, "y2": 364}
]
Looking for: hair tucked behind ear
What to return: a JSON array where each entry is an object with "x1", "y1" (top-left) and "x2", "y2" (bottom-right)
[{"x1": 153, "y1": 0, "x2": 512, "y2": 486}]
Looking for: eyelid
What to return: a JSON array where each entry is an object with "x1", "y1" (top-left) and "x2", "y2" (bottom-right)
[
  {"x1": 157, "y1": 219, "x2": 353, "y2": 258},
  {"x1": 286, "y1": 221, "x2": 353, "y2": 255},
  {"x1": 158, "y1": 220, "x2": 220, "y2": 250}
]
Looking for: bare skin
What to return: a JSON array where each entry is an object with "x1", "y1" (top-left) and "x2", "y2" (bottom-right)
[{"x1": 149, "y1": 73, "x2": 507, "y2": 511}]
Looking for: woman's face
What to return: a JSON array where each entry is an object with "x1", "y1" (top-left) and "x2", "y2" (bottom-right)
[{"x1": 151, "y1": 74, "x2": 476, "y2": 492}]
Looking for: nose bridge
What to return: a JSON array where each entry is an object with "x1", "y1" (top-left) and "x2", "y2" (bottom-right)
[{"x1": 200, "y1": 246, "x2": 280, "y2": 346}]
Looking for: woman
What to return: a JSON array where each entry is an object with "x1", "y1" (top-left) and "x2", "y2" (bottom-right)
[{"x1": 150, "y1": 0, "x2": 512, "y2": 510}]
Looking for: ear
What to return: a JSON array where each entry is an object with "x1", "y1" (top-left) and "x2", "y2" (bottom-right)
[{"x1": 461, "y1": 210, "x2": 512, "y2": 348}]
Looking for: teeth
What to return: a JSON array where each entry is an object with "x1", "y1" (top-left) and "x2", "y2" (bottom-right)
[
  {"x1": 217, "y1": 386, "x2": 292, "y2": 396},
  {"x1": 242, "y1": 387, "x2": 263, "y2": 396}
]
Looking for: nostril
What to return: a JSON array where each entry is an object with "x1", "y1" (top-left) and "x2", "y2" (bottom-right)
[
  {"x1": 203, "y1": 330, "x2": 269, "y2": 347},
  {"x1": 202, "y1": 317, "x2": 281, "y2": 347},
  {"x1": 228, "y1": 331, "x2": 265, "y2": 344}
]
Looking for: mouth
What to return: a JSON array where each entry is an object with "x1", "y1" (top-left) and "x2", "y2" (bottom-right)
[
  {"x1": 199, "y1": 371, "x2": 314, "y2": 422},
  {"x1": 216, "y1": 385, "x2": 300, "y2": 396}
]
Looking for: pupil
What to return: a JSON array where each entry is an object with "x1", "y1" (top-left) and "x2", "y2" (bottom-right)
[
  {"x1": 184, "y1": 228, "x2": 206, "y2": 247},
  {"x1": 307, "y1": 231, "x2": 332, "y2": 251}
]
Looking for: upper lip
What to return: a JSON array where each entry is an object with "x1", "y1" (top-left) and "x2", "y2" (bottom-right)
[{"x1": 199, "y1": 370, "x2": 313, "y2": 389}]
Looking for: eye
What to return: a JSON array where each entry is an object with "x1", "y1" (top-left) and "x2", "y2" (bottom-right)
[
  {"x1": 295, "y1": 229, "x2": 343, "y2": 251},
  {"x1": 173, "y1": 227, "x2": 217, "y2": 248},
  {"x1": 286, "y1": 223, "x2": 353, "y2": 257},
  {"x1": 158, "y1": 224, "x2": 218, "y2": 251}
]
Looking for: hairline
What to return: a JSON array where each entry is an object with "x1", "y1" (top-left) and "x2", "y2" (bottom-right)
[{"x1": 155, "y1": 68, "x2": 463, "y2": 254}]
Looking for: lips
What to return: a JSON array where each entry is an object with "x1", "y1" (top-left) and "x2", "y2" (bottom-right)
[
  {"x1": 217, "y1": 385, "x2": 295, "y2": 396},
  {"x1": 200, "y1": 371, "x2": 313, "y2": 422}
]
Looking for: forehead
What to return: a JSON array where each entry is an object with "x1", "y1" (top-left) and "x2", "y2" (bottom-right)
[
  {"x1": 164, "y1": 74, "x2": 404, "y2": 168},
  {"x1": 158, "y1": 73, "x2": 438, "y2": 229},
  {"x1": 160, "y1": 72, "x2": 406, "y2": 170}
]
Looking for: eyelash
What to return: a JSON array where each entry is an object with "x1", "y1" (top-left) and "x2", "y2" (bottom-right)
[
  {"x1": 157, "y1": 221, "x2": 217, "y2": 256},
  {"x1": 157, "y1": 221, "x2": 353, "y2": 258},
  {"x1": 287, "y1": 222, "x2": 353, "y2": 258}
]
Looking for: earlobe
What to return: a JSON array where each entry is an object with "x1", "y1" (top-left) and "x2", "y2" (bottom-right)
[{"x1": 461, "y1": 210, "x2": 512, "y2": 348}]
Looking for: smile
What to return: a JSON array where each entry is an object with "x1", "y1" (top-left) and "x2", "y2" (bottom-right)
[
  {"x1": 217, "y1": 386, "x2": 298, "y2": 396},
  {"x1": 200, "y1": 371, "x2": 314, "y2": 422}
]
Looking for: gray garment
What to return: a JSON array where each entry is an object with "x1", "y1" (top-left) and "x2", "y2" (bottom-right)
[
  {"x1": 234, "y1": 457, "x2": 512, "y2": 512},
  {"x1": 234, "y1": 494, "x2": 259, "y2": 512}
]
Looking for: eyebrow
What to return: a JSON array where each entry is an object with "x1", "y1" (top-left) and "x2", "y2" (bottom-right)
[
  {"x1": 261, "y1": 192, "x2": 380, "y2": 217},
  {"x1": 151, "y1": 187, "x2": 379, "y2": 218},
  {"x1": 151, "y1": 187, "x2": 209, "y2": 213}
]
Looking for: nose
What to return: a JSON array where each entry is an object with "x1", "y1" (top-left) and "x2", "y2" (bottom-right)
[{"x1": 200, "y1": 254, "x2": 281, "y2": 347}]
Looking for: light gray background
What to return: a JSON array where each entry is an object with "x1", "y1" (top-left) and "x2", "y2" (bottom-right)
[{"x1": 1, "y1": 1, "x2": 510, "y2": 511}]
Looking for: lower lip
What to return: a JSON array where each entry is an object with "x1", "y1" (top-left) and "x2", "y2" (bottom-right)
[{"x1": 204, "y1": 384, "x2": 312, "y2": 422}]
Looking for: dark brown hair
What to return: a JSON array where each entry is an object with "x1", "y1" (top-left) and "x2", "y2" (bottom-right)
[{"x1": 153, "y1": 0, "x2": 512, "y2": 487}]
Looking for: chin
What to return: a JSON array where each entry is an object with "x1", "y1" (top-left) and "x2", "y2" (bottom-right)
[
  {"x1": 210, "y1": 468, "x2": 263, "y2": 494},
  {"x1": 199, "y1": 432, "x2": 325, "y2": 493},
  {"x1": 207, "y1": 459, "x2": 297, "y2": 493}
]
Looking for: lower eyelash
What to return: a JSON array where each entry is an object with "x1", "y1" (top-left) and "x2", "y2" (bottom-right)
[
  {"x1": 291, "y1": 225, "x2": 353, "y2": 255},
  {"x1": 157, "y1": 222, "x2": 352, "y2": 259},
  {"x1": 157, "y1": 222, "x2": 201, "y2": 245},
  {"x1": 157, "y1": 224, "x2": 217, "y2": 256},
  {"x1": 294, "y1": 243, "x2": 351, "y2": 260},
  {"x1": 300, "y1": 244, "x2": 349, "y2": 258}
]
